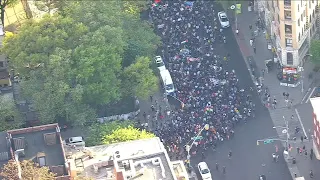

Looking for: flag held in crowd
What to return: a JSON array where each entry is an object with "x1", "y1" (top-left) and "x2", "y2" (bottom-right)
[
  {"x1": 187, "y1": 57, "x2": 200, "y2": 62},
  {"x1": 185, "y1": 1, "x2": 194, "y2": 8}
]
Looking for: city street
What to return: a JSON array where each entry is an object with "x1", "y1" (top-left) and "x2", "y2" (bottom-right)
[
  {"x1": 60, "y1": 2, "x2": 319, "y2": 180},
  {"x1": 190, "y1": 5, "x2": 292, "y2": 179}
]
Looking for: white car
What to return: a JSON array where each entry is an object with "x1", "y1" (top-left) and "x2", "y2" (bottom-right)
[
  {"x1": 64, "y1": 136, "x2": 85, "y2": 147},
  {"x1": 218, "y1": 11, "x2": 230, "y2": 28},
  {"x1": 198, "y1": 162, "x2": 212, "y2": 180},
  {"x1": 155, "y1": 56, "x2": 166, "y2": 71}
]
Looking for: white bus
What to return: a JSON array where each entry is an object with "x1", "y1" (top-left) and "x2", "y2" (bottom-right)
[{"x1": 160, "y1": 69, "x2": 175, "y2": 95}]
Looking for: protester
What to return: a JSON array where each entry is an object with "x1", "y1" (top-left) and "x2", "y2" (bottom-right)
[{"x1": 150, "y1": 0, "x2": 254, "y2": 160}]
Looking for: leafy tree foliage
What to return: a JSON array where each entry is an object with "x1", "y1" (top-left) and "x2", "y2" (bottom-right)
[
  {"x1": 103, "y1": 125, "x2": 155, "y2": 145},
  {"x1": 310, "y1": 40, "x2": 320, "y2": 66},
  {"x1": 3, "y1": 0, "x2": 160, "y2": 126},
  {"x1": 0, "y1": 160, "x2": 56, "y2": 180},
  {"x1": 86, "y1": 120, "x2": 134, "y2": 146},
  {"x1": 0, "y1": 95, "x2": 23, "y2": 131},
  {"x1": 122, "y1": 56, "x2": 158, "y2": 98}
]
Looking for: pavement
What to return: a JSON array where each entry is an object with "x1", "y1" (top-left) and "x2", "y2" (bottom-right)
[{"x1": 226, "y1": 2, "x2": 320, "y2": 180}]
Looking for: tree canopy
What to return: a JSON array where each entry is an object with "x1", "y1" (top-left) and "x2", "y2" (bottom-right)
[
  {"x1": 86, "y1": 120, "x2": 134, "y2": 146},
  {"x1": 0, "y1": 95, "x2": 23, "y2": 131},
  {"x1": 310, "y1": 40, "x2": 320, "y2": 66},
  {"x1": 3, "y1": 1, "x2": 160, "y2": 126},
  {"x1": 87, "y1": 120, "x2": 155, "y2": 146},
  {"x1": 102, "y1": 125, "x2": 155, "y2": 145},
  {"x1": 0, "y1": 160, "x2": 56, "y2": 180}
]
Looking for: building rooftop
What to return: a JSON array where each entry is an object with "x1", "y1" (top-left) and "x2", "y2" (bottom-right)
[
  {"x1": 65, "y1": 137, "x2": 177, "y2": 180},
  {"x1": 7, "y1": 124, "x2": 67, "y2": 176},
  {"x1": 11, "y1": 129, "x2": 64, "y2": 166},
  {"x1": 310, "y1": 97, "x2": 320, "y2": 119}
]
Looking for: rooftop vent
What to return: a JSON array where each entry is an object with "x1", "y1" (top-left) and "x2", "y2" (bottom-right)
[{"x1": 114, "y1": 151, "x2": 120, "y2": 159}]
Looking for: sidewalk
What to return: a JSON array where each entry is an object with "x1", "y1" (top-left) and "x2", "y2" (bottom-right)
[
  {"x1": 137, "y1": 90, "x2": 172, "y2": 130},
  {"x1": 233, "y1": 2, "x2": 318, "y2": 179}
]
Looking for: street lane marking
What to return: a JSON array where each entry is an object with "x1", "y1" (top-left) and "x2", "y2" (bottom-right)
[
  {"x1": 295, "y1": 108, "x2": 308, "y2": 139},
  {"x1": 301, "y1": 87, "x2": 311, "y2": 103},
  {"x1": 305, "y1": 87, "x2": 316, "y2": 103}
]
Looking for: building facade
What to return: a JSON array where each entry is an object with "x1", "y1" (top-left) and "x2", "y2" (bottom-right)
[
  {"x1": 261, "y1": 0, "x2": 318, "y2": 67},
  {"x1": 310, "y1": 97, "x2": 320, "y2": 160}
]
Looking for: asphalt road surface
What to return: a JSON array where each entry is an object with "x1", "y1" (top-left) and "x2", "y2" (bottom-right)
[{"x1": 190, "y1": 4, "x2": 292, "y2": 180}]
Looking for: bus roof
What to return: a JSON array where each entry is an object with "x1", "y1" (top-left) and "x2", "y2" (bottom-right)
[{"x1": 160, "y1": 70, "x2": 173, "y2": 85}]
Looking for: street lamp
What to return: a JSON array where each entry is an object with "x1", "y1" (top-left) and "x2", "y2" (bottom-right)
[
  {"x1": 273, "y1": 116, "x2": 290, "y2": 158},
  {"x1": 185, "y1": 124, "x2": 209, "y2": 165}
]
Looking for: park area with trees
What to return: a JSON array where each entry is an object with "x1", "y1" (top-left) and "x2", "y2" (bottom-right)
[{"x1": 2, "y1": 0, "x2": 160, "y2": 126}]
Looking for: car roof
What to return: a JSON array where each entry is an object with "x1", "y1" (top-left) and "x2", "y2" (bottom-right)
[
  {"x1": 218, "y1": 12, "x2": 227, "y2": 16},
  {"x1": 69, "y1": 136, "x2": 83, "y2": 142},
  {"x1": 198, "y1": 162, "x2": 209, "y2": 169}
]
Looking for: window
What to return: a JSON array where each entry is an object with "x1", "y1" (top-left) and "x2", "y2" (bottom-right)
[
  {"x1": 284, "y1": 0, "x2": 291, "y2": 5},
  {"x1": 0, "y1": 62, "x2": 4, "y2": 68},
  {"x1": 301, "y1": 14, "x2": 303, "y2": 22},
  {"x1": 312, "y1": 0, "x2": 315, "y2": 3},
  {"x1": 285, "y1": 24, "x2": 292, "y2": 33},
  {"x1": 287, "y1": 53, "x2": 293, "y2": 65},
  {"x1": 278, "y1": 14, "x2": 280, "y2": 22},
  {"x1": 286, "y1": 38, "x2": 293, "y2": 47},
  {"x1": 298, "y1": 33, "x2": 301, "y2": 41},
  {"x1": 298, "y1": 5, "x2": 299, "y2": 12},
  {"x1": 298, "y1": 19, "x2": 300, "y2": 26},
  {"x1": 284, "y1": 10, "x2": 291, "y2": 19}
]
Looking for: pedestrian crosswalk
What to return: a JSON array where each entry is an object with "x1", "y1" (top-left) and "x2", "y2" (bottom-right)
[{"x1": 301, "y1": 87, "x2": 317, "y2": 104}]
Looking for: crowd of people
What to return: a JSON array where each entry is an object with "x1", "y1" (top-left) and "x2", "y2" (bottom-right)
[{"x1": 148, "y1": 0, "x2": 255, "y2": 161}]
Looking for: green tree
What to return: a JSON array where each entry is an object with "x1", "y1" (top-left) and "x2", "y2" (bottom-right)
[
  {"x1": 122, "y1": 14, "x2": 161, "y2": 67},
  {"x1": 121, "y1": 0, "x2": 149, "y2": 15},
  {"x1": 3, "y1": 1, "x2": 160, "y2": 126},
  {"x1": 86, "y1": 121, "x2": 134, "y2": 146},
  {"x1": 122, "y1": 56, "x2": 158, "y2": 98},
  {"x1": 103, "y1": 125, "x2": 155, "y2": 145},
  {"x1": 3, "y1": 16, "x2": 96, "y2": 125},
  {"x1": 0, "y1": 95, "x2": 23, "y2": 131},
  {"x1": 0, "y1": 160, "x2": 56, "y2": 180},
  {"x1": 310, "y1": 40, "x2": 320, "y2": 66}
]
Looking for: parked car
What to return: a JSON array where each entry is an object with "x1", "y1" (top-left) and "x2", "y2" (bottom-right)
[
  {"x1": 198, "y1": 162, "x2": 212, "y2": 180},
  {"x1": 64, "y1": 136, "x2": 85, "y2": 147},
  {"x1": 155, "y1": 56, "x2": 166, "y2": 71},
  {"x1": 218, "y1": 11, "x2": 230, "y2": 28}
]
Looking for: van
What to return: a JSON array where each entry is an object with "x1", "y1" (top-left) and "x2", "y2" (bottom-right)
[
  {"x1": 155, "y1": 56, "x2": 166, "y2": 72},
  {"x1": 160, "y1": 70, "x2": 175, "y2": 95}
]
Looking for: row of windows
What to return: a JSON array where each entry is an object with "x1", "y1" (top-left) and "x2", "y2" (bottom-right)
[{"x1": 284, "y1": 8, "x2": 316, "y2": 48}]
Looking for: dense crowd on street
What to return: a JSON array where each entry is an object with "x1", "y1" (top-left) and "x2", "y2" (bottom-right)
[{"x1": 148, "y1": 0, "x2": 255, "y2": 160}]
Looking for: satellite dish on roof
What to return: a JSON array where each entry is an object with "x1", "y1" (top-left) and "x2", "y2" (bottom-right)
[{"x1": 230, "y1": 5, "x2": 236, "y2": 10}]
